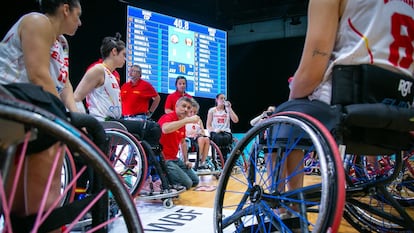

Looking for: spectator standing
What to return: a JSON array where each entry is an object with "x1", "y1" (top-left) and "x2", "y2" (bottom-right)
[
  {"x1": 121, "y1": 64, "x2": 160, "y2": 120},
  {"x1": 164, "y1": 76, "x2": 192, "y2": 113}
]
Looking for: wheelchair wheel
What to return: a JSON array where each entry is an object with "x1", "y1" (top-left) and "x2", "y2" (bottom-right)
[
  {"x1": 214, "y1": 111, "x2": 345, "y2": 233},
  {"x1": 61, "y1": 150, "x2": 76, "y2": 205},
  {"x1": 371, "y1": 153, "x2": 414, "y2": 207},
  {"x1": 396, "y1": 151, "x2": 414, "y2": 206},
  {"x1": 343, "y1": 153, "x2": 414, "y2": 232},
  {"x1": 208, "y1": 141, "x2": 225, "y2": 178},
  {"x1": 0, "y1": 97, "x2": 142, "y2": 232},
  {"x1": 106, "y1": 128, "x2": 148, "y2": 197}
]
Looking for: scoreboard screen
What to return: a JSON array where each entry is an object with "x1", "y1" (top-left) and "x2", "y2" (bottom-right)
[{"x1": 126, "y1": 5, "x2": 228, "y2": 99}]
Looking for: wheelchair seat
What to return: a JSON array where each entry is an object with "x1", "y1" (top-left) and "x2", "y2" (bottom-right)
[
  {"x1": 332, "y1": 64, "x2": 414, "y2": 154},
  {"x1": 277, "y1": 64, "x2": 414, "y2": 155}
]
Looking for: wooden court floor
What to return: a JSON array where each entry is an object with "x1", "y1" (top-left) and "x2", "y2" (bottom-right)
[{"x1": 172, "y1": 174, "x2": 413, "y2": 233}]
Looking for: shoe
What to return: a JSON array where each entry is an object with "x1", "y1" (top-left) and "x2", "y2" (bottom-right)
[
  {"x1": 197, "y1": 162, "x2": 210, "y2": 171},
  {"x1": 152, "y1": 178, "x2": 162, "y2": 193},
  {"x1": 205, "y1": 158, "x2": 217, "y2": 171},
  {"x1": 140, "y1": 179, "x2": 151, "y2": 194},
  {"x1": 169, "y1": 184, "x2": 186, "y2": 192},
  {"x1": 164, "y1": 188, "x2": 178, "y2": 194},
  {"x1": 140, "y1": 177, "x2": 162, "y2": 194},
  {"x1": 211, "y1": 160, "x2": 223, "y2": 172}
]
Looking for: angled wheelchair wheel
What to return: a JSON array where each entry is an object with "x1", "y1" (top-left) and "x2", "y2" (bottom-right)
[
  {"x1": 60, "y1": 149, "x2": 77, "y2": 205},
  {"x1": 396, "y1": 151, "x2": 414, "y2": 206},
  {"x1": 0, "y1": 97, "x2": 143, "y2": 232},
  {"x1": 208, "y1": 141, "x2": 225, "y2": 178},
  {"x1": 343, "y1": 153, "x2": 414, "y2": 232},
  {"x1": 105, "y1": 128, "x2": 148, "y2": 197},
  {"x1": 372, "y1": 153, "x2": 414, "y2": 207},
  {"x1": 214, "y1": 111, "x2": 345, "y2": 233}
]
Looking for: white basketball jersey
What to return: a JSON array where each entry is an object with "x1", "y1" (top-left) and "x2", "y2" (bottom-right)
[
  {"x1": 0, "y1": 13, "x2": 39, "y2": 84},
  {"x1": 0, "y1": 13, "x2": 70, "y2": 95},
  {"x1": 209, "y1": 107, "x2": 231, "y2": 133},
  {"x1": 86, "y1": 64, "x2": 122, "y2": 120},
  {"x1": 310, "y1": 0, "x2": 414, "y2": 104},
  {"x1": 50, "y1": 35, "x2": 69, "y2": 94},
  {"x1": 186, "y1": 122, "x2": 202, "y2": 138}
]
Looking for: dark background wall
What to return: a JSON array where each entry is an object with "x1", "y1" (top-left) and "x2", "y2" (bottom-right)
[{"x1": 2, "y1": 0, "x2": 304, "y2": 133}]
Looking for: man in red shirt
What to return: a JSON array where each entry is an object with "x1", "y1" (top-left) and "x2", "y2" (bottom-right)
[
  {"x1": 164, "y1": 76, "x2": 192, "y2": 158},
  {"x1": 158, "y1": 96, "x2": 199, "y2": 190},
  {"x1": 121, "y1": 64, "x2": 160, "y2": 119},
  {"x1": 164, "y1": 76, "x2": 192, "y2": 113}
]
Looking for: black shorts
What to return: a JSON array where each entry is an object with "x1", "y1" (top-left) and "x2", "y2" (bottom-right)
[
  {"x1": 116, "y1": 118, "x2": 161, "y2": 147},
  {"x1": 3, "y1": 83, "x2": 68, "y2": 154},
  {"x1": 210, "y1": 131, "x2": 233, "y2": 147}
]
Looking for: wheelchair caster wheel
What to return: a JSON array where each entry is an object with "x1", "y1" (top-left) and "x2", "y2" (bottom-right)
[{"x1": 163, "y1": 198, "x2": 174, "y2": 208}]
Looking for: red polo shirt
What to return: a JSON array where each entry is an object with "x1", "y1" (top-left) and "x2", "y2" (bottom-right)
[
  {"x1": 158, "y1": 112, "x2": 185, "y2": 161},
  {"x1": 164, "y1": 91, "x2": 192, "y2": 112},
  {"x1": 121, "y1": 79, "x2": 158, "y2": 115}
]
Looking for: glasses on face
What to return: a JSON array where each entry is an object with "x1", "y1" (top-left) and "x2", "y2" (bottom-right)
[{"x1": 130, "y1": 70, "x2": 141, "y2": 73}]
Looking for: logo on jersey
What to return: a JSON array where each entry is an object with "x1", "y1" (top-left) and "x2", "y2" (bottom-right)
[{"x1": 398, "y1": 79, "x2": 412, "y2": 97}]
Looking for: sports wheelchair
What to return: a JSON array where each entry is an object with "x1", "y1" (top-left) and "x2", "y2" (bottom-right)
[
  {"x1": 102, "y1": 118, "x2": 184, "y2": 207},
  {"x1": 185, "y1": 137, "x2": 225, "y2": 178},
  {"x1": 101, "y1": 121, "x2": 148, "y2": 197},
  {"x1": 0, "y1": 84, "x2": 142, "y2": 232},
  {"x1": 214, "y1": 64, "x2": 414, "y2": 232}
]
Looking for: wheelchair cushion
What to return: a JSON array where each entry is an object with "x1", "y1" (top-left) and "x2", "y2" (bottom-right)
[
  {"x1": 344, "y1": 103, "x2": 414, "y2": 132},
  {"x1": 331, "y1": 64, "x2": 414, "y2": 153},
  {"x1": 118, "y1": 119, "x2": 161, "y2": 147},
  {"x1": 332, "y1": 64, "x2": 414, "y2": 107}
]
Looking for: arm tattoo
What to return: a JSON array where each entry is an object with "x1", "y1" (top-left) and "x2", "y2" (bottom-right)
[{"x1": 312, "y1": 49, "x2": 329, "y2": 57}]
